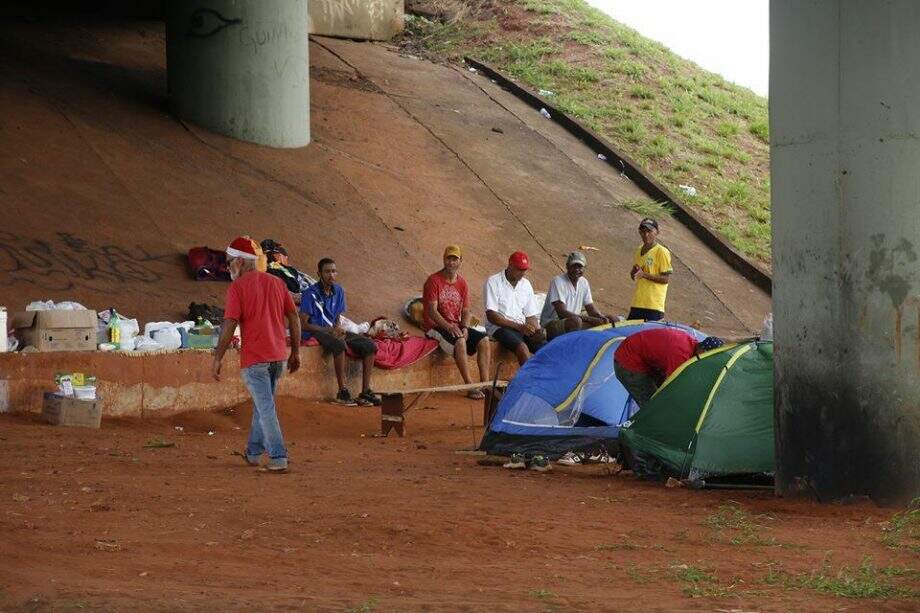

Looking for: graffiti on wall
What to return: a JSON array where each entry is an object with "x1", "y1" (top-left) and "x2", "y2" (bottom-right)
[
  {"x1": 0, "y1": 232, "x2": 175, "y2": 292},
  {"x1": 186, "y1": 8, "x2": 242, "y2": 38}
]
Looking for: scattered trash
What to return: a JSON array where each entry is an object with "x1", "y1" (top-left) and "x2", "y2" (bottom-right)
[
  {"x1": 665, "y1": 477, "x2": 685, "y2": 488},
  {"x1": 174, "y1": 426, "x2": 184, "y2": 432},
  {"x1": 80, "y1": 486, "x2": 92, "y2": 493},
  {"x1": 539, "y1": 108, "x2": 552, "y2": 119},
  {"x1": 678, "y1": 184, "x2": 697, "y2": 197},
  {"x1": 538, "y1": 89, "x2": 556, "y2": 97},
  {"x1": 143, "y1": 437, "x2": 175, "y2": 449},
  {"x1": 468, "y1": 66, "x2": 477, "y2": 73},
  {"x1": 597, "y1": 153, "x2": 607, "y2": 161},
  {"x1": 491, "y1": 127, "x2": 504, "y2": 134},
  {"x1": 393, "y1": 226, "x2": 405, "y2": 232},
  {"x1": 94, "y1": 539, "x2": 121, "y2": 552},
  {"x1": 578, "y1": 245, "x2": 600, "y2": 252},
  {"x1": 207, "y1": 431, "x2": 215, "y2": 437},
  {"x1": 139, "y1": 572, "x2": 148, "y2": 577}
]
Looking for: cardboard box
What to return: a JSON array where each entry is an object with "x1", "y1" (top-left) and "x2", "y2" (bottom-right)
[
  {"x1": 42, "y1": 392, "x2": 102, "y2": 428},
  {"x1": 11, "y1": 310, "x2": 97, "y2": 352}
]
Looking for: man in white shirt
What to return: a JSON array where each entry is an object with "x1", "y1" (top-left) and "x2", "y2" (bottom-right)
[
  {"x1": 484, "y1": 251, "x2": 546, "y2": 365},
  {"x1": 540, "y1": 251, "x2": 612, "y2": 341}
]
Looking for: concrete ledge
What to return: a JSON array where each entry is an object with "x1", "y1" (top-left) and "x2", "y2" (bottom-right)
[
  {"x1": 309, "y1": 0, "x2": 404, "y2": 41},
  {"x1": 0, "y1": 344, "x2": 517, "y2": 418}
]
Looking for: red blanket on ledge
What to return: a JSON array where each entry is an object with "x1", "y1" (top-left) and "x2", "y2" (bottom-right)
[{"x1": 301, "y1": 336, "x2": 438, "y2": 370}]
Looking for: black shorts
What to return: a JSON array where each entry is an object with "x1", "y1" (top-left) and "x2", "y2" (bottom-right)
[
  {"x1": 491, "y1": 326, "x2": 546, "y2": 354},
  {"x1": 311, "y1": 329, "x2": 377, "y2": 358},
  {"x1": 429, "y1": 326, "x2": 487, "y2": 356},
  {"x1": 627, "y1": 307, "x2": 664, "y2": 322}
]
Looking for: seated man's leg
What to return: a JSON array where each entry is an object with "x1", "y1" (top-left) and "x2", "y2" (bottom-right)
[
  {"x1": 344, "y1": 333, "x2": 378, "y2": 396},
  {"x1": 430, "y1": 328, "x2": 472, "y2": 383},
  {"x1": 313, "y1": 329, "x2": 348, "y2": 391},
  {"x1": 544, "y1": 319, "x2": 566, "y2": 342},
  {"x1": 466, "y1": 328, "x2": 492, "y2": 382},
  {"x1": 492, "y1": 327, "x2": 530, "y2": 365},
  {"x1": 523, "y1": 329, "x2": 547, "y2": 354},
  {"x1": 613, "y1": 360, "x2": 658, "y2": 409}
]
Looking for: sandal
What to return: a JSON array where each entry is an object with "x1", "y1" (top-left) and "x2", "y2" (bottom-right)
[{"x1": 467, "y1": 389, "x2": 485, "y2": 400}]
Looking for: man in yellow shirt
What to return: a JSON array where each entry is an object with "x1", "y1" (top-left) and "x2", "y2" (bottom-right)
[{"x1": 628, "y1": 218, "x2": 672, "y2": 321}]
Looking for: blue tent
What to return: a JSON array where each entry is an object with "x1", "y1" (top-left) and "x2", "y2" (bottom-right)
[{"x1": 479, "y1": 321, "x2": 705, "y2": 458}]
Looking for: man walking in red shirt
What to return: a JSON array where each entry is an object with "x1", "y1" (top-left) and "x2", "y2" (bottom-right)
[
  {"x1": 423, "y1": 245, "x2": 492, "y2": 399},
  {"x1": 213, "y1": 237, "x2": 301, "y2": 473},
  {"x1": 614, "y1": 328, "x2": 723, "y2": 409}
]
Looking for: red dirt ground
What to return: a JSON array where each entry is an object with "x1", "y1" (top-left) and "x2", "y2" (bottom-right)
[{"x1": 1, "y1": 398, "x2": 916, "y2": 611}]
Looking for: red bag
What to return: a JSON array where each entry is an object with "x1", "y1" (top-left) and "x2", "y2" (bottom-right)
[{"x1": 187, "y1": 247, "x2": 231, "y2": 281}]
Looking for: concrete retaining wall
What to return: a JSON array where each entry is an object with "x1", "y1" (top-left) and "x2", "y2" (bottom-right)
[
  {"x1": 309, "y1": 0, "x2": 404, "y2": 41},
  {"x1": 0, "y1": 345, "x2": 516, "y2": 418}
]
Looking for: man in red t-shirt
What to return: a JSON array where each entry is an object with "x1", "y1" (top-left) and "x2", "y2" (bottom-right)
[
  {"x1": 423, "y1": 245, "x2": 491, "y2": 399},
  {"x1": 213, "y1": 236, "x2": 301, "y2": 473},
  {"x1": 613, "y1": 327, "x2": 723, "y2": 409}
]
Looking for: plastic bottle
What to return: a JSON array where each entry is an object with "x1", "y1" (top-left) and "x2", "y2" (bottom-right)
[
  {"x1": 761, "y1": 312, "x2": 773, "y2": 341},
  {"x1": 108, "y1": 308, "x2": 121, "y2": 345},
  {"x1": 0, "y1": 307, "x2": 7, "y2": 352}
]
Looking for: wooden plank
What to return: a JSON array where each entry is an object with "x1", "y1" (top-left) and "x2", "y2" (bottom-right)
[{"x1": 377, "y1": 381, "x2": 509, "y2": 396}]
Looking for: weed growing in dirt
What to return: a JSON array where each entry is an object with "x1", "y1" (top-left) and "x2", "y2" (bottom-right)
[
  {"x1": 765, "y1": 558, "x2": 918, "y2": 600},
  {"x1": 345, "y1": 596, "x2": 379, "y2": 613},
  {"x1": 403, "y1": 0, "x2": 772, "y2": 266},
  {"x1": 529, "y1": 589, "x2": 555, "y2": 600},
  {"x1": 881, "y1": 498, "x2": 920, "y2": 552},
  {"x1": 705, "y1": 502, "x2": 777, "y2": 546},
  {"x1": 595, "y1": 542, "x2": 642, "y2": 551},
  {"x1": 625, "y1": 564, "x2": 653, "y2": 585},
  {"x1": 618, "y1": 197, "x2": 674, "y2": 219},
  {"x1": 670, "y1": 563, "x2": 733, "y2": 598}
]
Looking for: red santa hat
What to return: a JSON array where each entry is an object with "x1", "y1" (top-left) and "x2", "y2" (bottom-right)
[{"x1": 226, "y1": 236, "x2": 259, "y2": 260}]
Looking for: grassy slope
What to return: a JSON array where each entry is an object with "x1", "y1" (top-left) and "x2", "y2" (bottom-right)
[{"x1": 402, "y1": 0, "x2": 772, "y2": 266}]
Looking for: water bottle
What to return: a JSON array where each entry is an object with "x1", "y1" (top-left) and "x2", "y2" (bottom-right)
[
  {"x1": 761, "y1": 313, "x2": 773, "y2": 341},
  {"x1": 0, "y1": 307, "x2": 7, "y2": 352},
  {"x1": 108, "y1": 308, "x2": 121, "y2": 344}
]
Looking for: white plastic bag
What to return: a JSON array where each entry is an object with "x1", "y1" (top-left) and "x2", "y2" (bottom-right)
[
  {"x1": 761, "y1": 313, "x2": 773, "y2": 341},
  {"x1": 133, "y1": 336, "x2": 164, "y2": 352},
  {"x1": 339, "y1": 316, "x2": 370, "y2": 335},
  {"x1": 26, "y1": 300, "x2": 55, "y2": 311}
]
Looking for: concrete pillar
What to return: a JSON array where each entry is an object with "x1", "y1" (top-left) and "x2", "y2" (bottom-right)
[
  {"x1": 309, "y1": 0, "x2": 404, "y2": 41},
  {"x1": 166, "y1": 0, "x2": 310, "y2": 148},
  {"x1": 771, "y1": 0, "x2": 920, "y2": 503}
]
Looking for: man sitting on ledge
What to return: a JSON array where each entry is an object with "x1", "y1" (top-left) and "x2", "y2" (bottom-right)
[{"x1": 300, "y1": 257, "x2": 379, "y2": 407}]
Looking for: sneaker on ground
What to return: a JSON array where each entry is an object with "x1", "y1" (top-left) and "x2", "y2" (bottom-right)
[
  {"x1": 358, "y1": 390, "x2": 381, "y2": 406},
  {"x1": 503, "y1": 453, "x2": 526, "y2": 470},
  {"x1": 241, "y1": 451, "x2": 260, "y2": 467},
  {"x1": 334, "y1": 388, "x2": 358, "y2": 406},
  {"x1": 265, "y1": 458, "x2": 288, "y2": 472},
  {"x1": 529, "y1": 455, "x2": 552, "y2": 472},
  {"x1": 586, "y1": 451, "x2": 615, "y2": 464},
  {"x1": 556, "y1": 451, "x2": 583, "y2": 466}
]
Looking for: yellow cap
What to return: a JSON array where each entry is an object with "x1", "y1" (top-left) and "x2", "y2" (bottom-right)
[{"x1": 444, "y1": 245, "x2": 462, "y2": 258}]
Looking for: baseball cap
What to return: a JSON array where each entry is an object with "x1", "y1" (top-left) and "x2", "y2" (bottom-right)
[
  {"x1": 566, "y1": 251, "x2": 587, "y2": 267},
  {"x1": 639, "y1": 218, "x2": 659, "y2": 231},
  {"x1": 508, "y1": 251, "x2": 530, "y2": 270},
  {"x1": 443, "y1": 245, "x2": 462, "y2": 258}
]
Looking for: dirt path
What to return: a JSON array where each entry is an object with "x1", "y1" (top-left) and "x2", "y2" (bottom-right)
[{"x1": 1, "y1": 398, "x2": 915, "y2": 611}]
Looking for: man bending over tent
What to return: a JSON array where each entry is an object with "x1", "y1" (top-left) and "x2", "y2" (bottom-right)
[{"x1": 613, "y1": 328, "x2": 723, "y2": 409}]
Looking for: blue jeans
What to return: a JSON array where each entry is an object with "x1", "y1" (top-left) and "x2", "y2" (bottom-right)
[{"x1": 241, "y1": 361, "x2": 287, "y2": 465}]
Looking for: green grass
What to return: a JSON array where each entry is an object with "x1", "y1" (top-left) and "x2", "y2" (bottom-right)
[
  {"x1": 619, "y1": 197, "x2": 674, "y2": 219},
  {"x1": 403, "y1": 0, "x2": 772, "y2": 265},
  {"x1": 705, "y1": 503, "x2": 778, "y2": 546},
  {"x1": 766, "y1": 559, "x2": 919, "y2": 600},
  {"x1": 671, "y1": 563, "x2": 733, "y2": 599},
  {"x1": 882, "y1": 498, "x2": 920, "y2": 551},
  {"x1": 528, "y1": 589, "x2": 555, "y2": 599}
]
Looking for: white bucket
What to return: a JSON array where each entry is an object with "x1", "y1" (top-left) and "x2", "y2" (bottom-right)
[
  {"x1": 73, "y1": 385, "x2": 97, "y2": 400},
  {"x1": 0, "y1": 307, "x2": 7, "y2": 352}
]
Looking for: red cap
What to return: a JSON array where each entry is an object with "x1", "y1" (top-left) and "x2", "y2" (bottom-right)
[{"x1": 508, "y1": 251, "x2": 530, "y2": 270}]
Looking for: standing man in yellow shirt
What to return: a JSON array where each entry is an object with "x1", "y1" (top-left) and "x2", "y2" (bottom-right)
[{"x1": 628, "y1": 218, "x2": 672, "y2": 321}]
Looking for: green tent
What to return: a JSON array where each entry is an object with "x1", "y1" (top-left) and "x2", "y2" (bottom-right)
[{"x1": 619, "y1": 341, "x2": 774, "y2": 481}]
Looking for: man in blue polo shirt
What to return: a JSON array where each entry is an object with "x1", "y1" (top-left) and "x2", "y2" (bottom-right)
[{"x1": 300, "y1": 257, "x2": 378, "y2": 406}]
